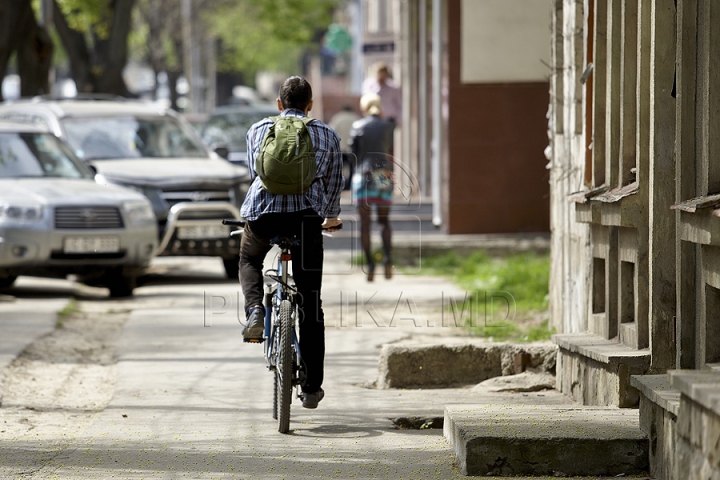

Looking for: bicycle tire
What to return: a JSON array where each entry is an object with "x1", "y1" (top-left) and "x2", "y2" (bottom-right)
[
  {"x1": 277, "y1": 299, "x2": 294, "y2": 433},
  {"x1": 266, "y1": 293, "x2": 278, "y2": 420},
  {"x1": 273, "y1": 367, "x2": 279, "y2": 420}
]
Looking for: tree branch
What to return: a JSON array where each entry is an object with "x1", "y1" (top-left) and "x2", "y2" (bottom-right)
[{"x1": 52, "y1": 0, "x2": 92, "y2": 92}]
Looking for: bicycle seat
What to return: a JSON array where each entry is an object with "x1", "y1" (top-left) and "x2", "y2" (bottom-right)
[{"x1": 270, "y1": 235, "x2": 300, "y2": 250}]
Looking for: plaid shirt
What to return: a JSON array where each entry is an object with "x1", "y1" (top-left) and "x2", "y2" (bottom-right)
[{"x1": 240, "y1": 108, "x2": 344, "y2": 221}]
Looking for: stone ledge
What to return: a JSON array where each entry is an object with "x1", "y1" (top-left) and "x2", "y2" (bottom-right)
[
  {"x1": 553, "y1": 333, "x2": 651, "y2": 368},
  {"x1": 444, "y1": 404, "x2": 649, "y2": 476},
  {"x1": 631, "y1": 374, "x2": 680, "y2": 416},
  {"x1": 377, "y1": 342, "x2": 556, "y2": 389},
  {"x1": 669, "y1": 370, "x2": 720, "y2": 414}
]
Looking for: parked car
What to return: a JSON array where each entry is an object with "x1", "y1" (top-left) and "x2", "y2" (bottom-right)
[
  {"x1": 201, "y1": 104, "x2": 279, "y2": 167},
  {"x1": 0, "y1": 96, "x2": 250, "y2": 278},
  {"x1": 0, "y1": 122, "x2": 157, "y2": 297}
]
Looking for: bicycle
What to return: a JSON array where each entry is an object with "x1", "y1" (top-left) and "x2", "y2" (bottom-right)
[{"x1": 221, "y1": 218, "x2": 340, "y2": 433}]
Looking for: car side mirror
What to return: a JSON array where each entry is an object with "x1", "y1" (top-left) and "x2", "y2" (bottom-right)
[
  {"x1": 86, "y1": 163, "x2": 98, "y2": 175},
  {"x1": 214, "y1": 145, "x2": 230, "y2": 159}
]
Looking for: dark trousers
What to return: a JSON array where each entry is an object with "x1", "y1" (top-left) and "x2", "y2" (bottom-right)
[{"x1": 239, "y1": 209, "x2": 325, "y2": 393}]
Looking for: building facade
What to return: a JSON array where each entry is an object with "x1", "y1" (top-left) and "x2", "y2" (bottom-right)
[
  {"x1": 338, "y1": 0, "x2": 553, "y2": 234},
  {"x1": 549, "y1": 1, "x2": 720, "y2": 478}
]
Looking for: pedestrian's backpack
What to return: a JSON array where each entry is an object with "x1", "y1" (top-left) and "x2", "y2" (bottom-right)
[{"x1": 256, "y1": 116, "x2": 316, "y2": 195}]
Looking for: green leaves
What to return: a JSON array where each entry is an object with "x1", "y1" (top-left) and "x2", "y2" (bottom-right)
[
  {"x1": 55, "y1": 0, "x2": 113, "y2": 39},
  {"x1": 207, "y1": 0, "x2": 338, "y2": 77}
]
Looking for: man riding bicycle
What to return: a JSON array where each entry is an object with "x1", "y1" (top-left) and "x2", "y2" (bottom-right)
[{"x1": 238, "y1": 76, "x2": 343, "y2": 409}]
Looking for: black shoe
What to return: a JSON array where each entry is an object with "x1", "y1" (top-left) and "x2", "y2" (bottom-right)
[
  {"x1": 301, "y1": 388, "x2": 324, "y2": 409},
  {"x1": 242, "y1": 306, "x2": 264, "y2": 343}
]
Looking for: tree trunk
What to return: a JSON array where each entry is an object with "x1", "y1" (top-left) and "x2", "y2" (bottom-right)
[
  {"x1": 52, "y1": 0, "x2": 136, "y2": 96},
  {"x1": 168, "y1": 70, "x2": 181, "y2": 111},
  {"x1": 96, "y1": 0, "x2": 136, "y2": 95},
  {"x1": 52, "y1": 0, "x2": 92, "y2": 93},
  {"x1": 18, "y1": 22, "x2": 53, "y2": 97},
  {"x1": 0, "y1": 0, "x2": 39, "y2": 101}
]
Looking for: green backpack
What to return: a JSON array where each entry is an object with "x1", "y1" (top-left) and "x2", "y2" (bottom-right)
[{"x1": 255, "y1": 116, "x2": 316, "y2": 195}]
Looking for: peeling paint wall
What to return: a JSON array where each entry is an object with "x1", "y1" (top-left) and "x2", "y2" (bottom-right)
[{"x1": 549, "y1": 0, "x2": 591, "y2": 334}]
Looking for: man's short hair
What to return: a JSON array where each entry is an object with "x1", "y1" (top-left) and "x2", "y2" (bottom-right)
[{"x1": 278, "y1": 76, "x2": 313, "y2": 111}]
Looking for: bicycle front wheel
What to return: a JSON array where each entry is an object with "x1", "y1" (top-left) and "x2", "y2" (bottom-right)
[{"x1": 276, "y1": 299, "x2": 294, "y2": 433}]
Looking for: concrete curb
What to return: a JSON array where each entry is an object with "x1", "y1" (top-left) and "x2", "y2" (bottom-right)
[
  {"x1": 377, "y1": 342, "x2": 556, "y2": 388},
  {"x1": 444, "y1": 404, "x2": 649, "y2": 476}
]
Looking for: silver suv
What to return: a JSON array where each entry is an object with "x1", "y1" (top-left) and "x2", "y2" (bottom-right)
[
  {"x1": 0, "y1": 97, "x2": 250, "y2": 278},
  {"x1": 0, "y1": 122, "x2": 157, "y2": 297}
]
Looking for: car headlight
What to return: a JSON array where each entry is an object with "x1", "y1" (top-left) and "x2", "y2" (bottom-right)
[
  {"x1": 122, "y1": 200, "x2": 156, "y2": 226},
  {"x1": 0, "y1": 204, "x2": 44, "y2": 223}
]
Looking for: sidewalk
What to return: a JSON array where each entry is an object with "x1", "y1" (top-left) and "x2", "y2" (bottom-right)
[
  {"x1": 0, "y1": 279, "x2": 70, "y2": 377},
  {"x1": 0, "y1": 255, "x2": 646, "y2": 479}
]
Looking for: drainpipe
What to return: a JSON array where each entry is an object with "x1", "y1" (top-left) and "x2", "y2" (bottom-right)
[
  {"x1": 419, "y1": 0, "x2": 428, "y2": 197},
  {"x1": 431, "y1": 0, "x2": 443, "y2": 227}
]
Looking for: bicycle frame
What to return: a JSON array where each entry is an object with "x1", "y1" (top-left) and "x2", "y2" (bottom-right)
[
  {"x1": 222, "y1": 217, "x2": 340, "y2": 432},
  {"x1": 264, "y1": 237, "x2": 303, "y2": 384}
]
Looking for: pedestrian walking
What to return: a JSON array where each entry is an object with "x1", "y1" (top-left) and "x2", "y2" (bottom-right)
[
  {"x1": 349, "y1": 93, "x2": 395, "y2": 281},
  {"x1": 362, "y1": 62, "x2": 402, "y2": 126}
]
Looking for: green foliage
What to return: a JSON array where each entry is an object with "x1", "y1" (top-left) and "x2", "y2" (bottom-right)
[
  {"x1": 419, "y1": 251, "x2": 550, "y2": 312},
  {"x1": 127, "y1": 12, "x2": 150, "y2": 63},
  {"x1": 207, "y1": 0, "x2": 338, "y2": 78},
  {"x1": 57, "y1": 298, "x2": 79, "y2": 323},
  {"x1": 524, "y1": 319, "x2": 555, "y2": 342},
  {"x1": 414, "y1": 250, "x2": 554, "y2": 342},
  {"x1": 55, "y1": 0, "x2": 113, "y2": 39}
]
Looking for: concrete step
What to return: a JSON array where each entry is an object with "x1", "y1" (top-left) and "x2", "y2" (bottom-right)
[
  {"x1": 444, "y1": 405, "x2": 649, "y2": 476},
  {"x1": 378, "y1": 342, "x2": 557, "y2": 389}
]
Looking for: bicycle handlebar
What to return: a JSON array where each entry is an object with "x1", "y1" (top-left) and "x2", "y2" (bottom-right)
[
  {"x1": 222, "y1": 219, "x2": 246, "y2": 227},
  {"x1": 222, "y1": 218, "x2": 342, "y2": 231}
]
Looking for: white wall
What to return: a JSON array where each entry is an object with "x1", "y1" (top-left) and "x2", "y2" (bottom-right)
[
  {"x1": 548, "y1": 0, "x2": 591, "y2": 334},
  {"x1": 461, "y1": 0, "x2": 552, "y2": 83}
]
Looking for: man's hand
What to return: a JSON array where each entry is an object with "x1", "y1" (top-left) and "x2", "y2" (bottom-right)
[{"x1": 322, "y1": 217, "x2": 343, "y2": 232}]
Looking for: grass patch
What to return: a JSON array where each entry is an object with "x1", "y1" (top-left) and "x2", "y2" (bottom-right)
[
  {"x1": 412, "y1": 251, "x2": 554, "y2": 342},
  {"x1": 56, "y1": 298, "x2": 79, "y2": 327},
  {"x1": 352, "y1": 250, "x2": 388, "y2": 267}
]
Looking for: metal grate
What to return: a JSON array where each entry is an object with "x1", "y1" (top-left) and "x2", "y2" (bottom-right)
[
  {"x1": 160, "y1": 189, "x2": 232, "y2": 208},
  {"x1": 55, "y1": 206, "x2": 124, "y2": 229}
]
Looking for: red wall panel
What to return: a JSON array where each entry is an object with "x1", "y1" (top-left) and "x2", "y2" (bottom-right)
[{"x1": 446, "y1": 0, "x2": 550, "y2": 234}]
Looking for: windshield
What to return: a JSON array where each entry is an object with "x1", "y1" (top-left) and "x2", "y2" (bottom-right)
[
  {"x1": 0, "y1": 132, "x2": 92, "y2": 179},
  {"x1": 62, "y1": 115, "x2": 209, "y2": 160},
  {"x1": 202, "y1": 109, "x2": 276, "y2": 151}
]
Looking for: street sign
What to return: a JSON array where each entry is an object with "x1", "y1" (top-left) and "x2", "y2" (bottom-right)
[
  {"x1": 362, "y1": 42, "x2": 395, "y2": 54},
  {"x1": 324, "y1": 24, "x2": 353, "y2": 55}
]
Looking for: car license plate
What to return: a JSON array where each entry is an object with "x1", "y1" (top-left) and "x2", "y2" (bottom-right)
[
  {"x1": 177, "y1": 225, "x2": 229, "y2": 240},
  {"x1": 63, "y1": 236, "x2": 120, "y2": 254}
]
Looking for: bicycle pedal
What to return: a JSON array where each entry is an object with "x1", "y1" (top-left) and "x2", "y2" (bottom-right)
[{"x1": 244, "y1": 338, "x2": 263, "y2": 344}]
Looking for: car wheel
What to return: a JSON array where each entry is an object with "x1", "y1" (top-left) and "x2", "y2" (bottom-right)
[
  {"x1": 0, "y1": 274, "x2": 17, "y2": 289},
  {"x1": 107, "y1": 275, "x2": 137, "y2": 298},
  {"x1": 222, "y1": 257, "x2": 239, "y2": 280}
]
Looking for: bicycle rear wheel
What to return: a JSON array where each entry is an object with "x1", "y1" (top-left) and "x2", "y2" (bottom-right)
[
  {"x1": 277, "y1": 299, "x2": 294, "y2": 433},
  {"x1": 272, "y1": 367, "x2": 279, "y2": 421}
]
